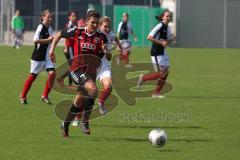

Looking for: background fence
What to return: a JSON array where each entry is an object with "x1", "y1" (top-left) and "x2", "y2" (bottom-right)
[
  {"x1": 1, "y1": 0, "x2": 240, "y2": 48},
  {"x1": 177, "y1": 0, "x2": 240, "y2": 48}
]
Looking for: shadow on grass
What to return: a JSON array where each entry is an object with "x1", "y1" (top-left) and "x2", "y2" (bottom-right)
[
  {"x1": 169, "y1": 96, "x2": 240, "y2": 99},
  {"x1": 169, "y1": 138, "x2": 213, "y2": 143},
  {"x1": 89, "y1": 136, "x2": 212, "y2": 144},
  {"x1": 92, "y1": 124, "x2": 207, "y2": 130}
]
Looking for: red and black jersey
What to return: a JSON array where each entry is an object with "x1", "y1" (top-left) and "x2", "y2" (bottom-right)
[
  {"x1": 65, "y1": 21, "x2": 77, "y2": 47},
  {"x1": 61, "y1": 26, "x2": 108, "y2": 74}
]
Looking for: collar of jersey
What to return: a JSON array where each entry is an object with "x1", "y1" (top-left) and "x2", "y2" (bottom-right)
[{"x1": 85, "y1": 27, "x2": 96, "y2": 36}]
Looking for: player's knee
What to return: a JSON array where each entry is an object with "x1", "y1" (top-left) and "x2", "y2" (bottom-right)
[
  {"x1": 102, "y1": 80, "x2": 112, "y2": 90},
  {"x1": 49, "y1": 71, "x2": 56, "y2": 78},
  {"x1": 89, "y1": 87, "x2": 98, "y2": 97},
  {"x1": 104, "y1": 84, "x2": 112, "y2": 91},
  {"x1": 85, "y1": 83, "x2": 98, "y2": 97},
  {"x1": 30, "y1": 73, "x2": 38, "y2": 77}
]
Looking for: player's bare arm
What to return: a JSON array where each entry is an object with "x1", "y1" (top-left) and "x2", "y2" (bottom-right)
[
  {"x1": 114, "y1": 36, "x2": 123, "y2": 52},
  {"x1": 49, "y1": 31, "x2": 62, "y2": 62},
  {"x1": 147, "y1": 35, "x2": 168, "y2": 47},
  {"x1": 34, "y1": 36, "x2": 54, "y2": 44}
]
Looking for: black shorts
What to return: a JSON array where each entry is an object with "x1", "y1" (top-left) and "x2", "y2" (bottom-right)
[{"x1": 70, "y1": 70, "x2": 91, "y2": 88}]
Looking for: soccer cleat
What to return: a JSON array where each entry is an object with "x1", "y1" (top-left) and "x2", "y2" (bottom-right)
[
  {"x1": 19, "y1": 97, "x2": 27, "y2": 104},
  {"x1": 98, "y1": 102, "x2": 107, "y2": 115},
  {"x1": 60, "y1": 122, "x2": 69, "y2": 137},
  {"x1": 81, "y1": 122, "x2": 91, "y2": 135},
  {"x1": 41, "y1": 96, "x2": 52, "y2": 105},
  {"x1": 137, "y1": 74, "x2": 144, "y2": 89},
  {"x1": 72, "y1": 118, "x2": 81, "y2": 127},
  {"x1": 151, "y1": 94, "x2": 166, "y2": 99}
]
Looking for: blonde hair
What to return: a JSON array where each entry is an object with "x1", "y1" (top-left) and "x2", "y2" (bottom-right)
[
  {"x1": 99, "y1": 16, "x2": 111, "y2": 25},
  {"x1": 41, "y1": 9, "x2": 52, "y2": 22}
]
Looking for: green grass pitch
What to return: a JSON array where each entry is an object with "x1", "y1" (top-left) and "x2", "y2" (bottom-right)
[{"x1": 0, "y1": 46, "x2": 239, "y2": 160}]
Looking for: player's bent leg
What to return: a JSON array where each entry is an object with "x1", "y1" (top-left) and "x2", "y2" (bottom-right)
[
  {"x1": 137, "y1": 72, "x2": 162, "y2": 89},
  {"x1": 152, "y1": 68, "x2": 169, "y2": 98},
  {"x1": 84, "y1": 79, "x2": 98, "y2": 98},
  {"x1": 42, "y1": 70, "x2": 56, "y2": 105},
  {"x1": 20, "y1": 73, "x2": 38, "y2": 104},
  {"x1": 98, "y1": 77, "x2": 112, "y2": 115},
  {"x1": 81, "y1": 97, "x2": 95, "y2": 135},
  {"x1": 79, "y1": 80, "x2": 98, "y2": 135},
  {"x1": 61, "y1": 93, "x2": 85, "y2": 137}
]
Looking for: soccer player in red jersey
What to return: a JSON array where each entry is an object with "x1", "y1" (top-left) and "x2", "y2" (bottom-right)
[
  {"x1": 49, "y1": 11, "x2": 109, "y2": 137},
  {"x1": 137, "y1": 10, "x2": 176, "y2": 98},
  {"x1": 19, "y1": 9, "x2": 55, "y2": 105},
  {"x1": 72, "y1": 16, "x2": 123, "y2": 127},
  {"x1": 57, "y1": 11, "x2": 78, "y2": 86}
]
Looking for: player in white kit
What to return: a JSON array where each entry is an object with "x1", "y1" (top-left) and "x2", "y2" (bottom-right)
[{"x1": 97, "y1": 16, "x2": 122, "y2": 114}]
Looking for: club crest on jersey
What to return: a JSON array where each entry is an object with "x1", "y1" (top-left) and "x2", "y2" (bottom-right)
[
  {"x1": 93, "y1": 37, "x2": 100, "y2": 44},
  {"x1": 81, "y1": 43, "x2": 96, "y2": 50}
]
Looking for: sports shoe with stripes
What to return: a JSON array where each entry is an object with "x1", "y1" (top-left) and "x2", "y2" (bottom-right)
[
  {"x1": 60, "y1": 122, "x2": 69, "y2": 138},
  {"x1": 137, "y1": 74, "x2": 144, "y2": 89},
  {"x1": 41, "y1": 96, "x2": 52, "y2": 105},
  {"x1": 81, "y1": 122, "x2": 91, "y2": 135}
]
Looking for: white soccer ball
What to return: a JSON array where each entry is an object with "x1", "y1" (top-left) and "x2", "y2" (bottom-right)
[{"x1": 148, "y1": 128, "x2": 167, "y2": 147}]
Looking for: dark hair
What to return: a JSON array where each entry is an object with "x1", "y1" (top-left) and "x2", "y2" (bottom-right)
[
  {"x1": 68, "y1": 10, "x2": 78, "y2": 17},
  {"x1": 155, "y1": 10, "x2": 170, "y2": 21},
  {"x1": 86, "y1": 11, "x2": 100, "y2": 21}
]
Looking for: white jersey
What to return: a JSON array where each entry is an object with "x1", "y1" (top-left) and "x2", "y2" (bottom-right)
[
  {"x1": 96, "y1": 31, "x2": 116, "y2": 81},
  {"x1": 101, "y1": 31, "x2": 116, "y2": 67}
]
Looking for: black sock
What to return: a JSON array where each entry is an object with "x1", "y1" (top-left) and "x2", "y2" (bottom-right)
[
  {"x1": 68, "y1": 72, "x2": 72, "y2": 85},
  {"x1": 64, "y1": 103, "x2": 80, "y2": 128},
  {"x1": 82, "y1": 97, "x2": 95, "y2": 123}
]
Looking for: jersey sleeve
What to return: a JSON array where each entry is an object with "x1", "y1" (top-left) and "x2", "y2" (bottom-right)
[
  {"x1": 33, "y1": 24, "x2": 43, "y2": 41},
  {"x1": 61, "y1": 26, "x2": 77, "y2": 38},
  {"x1": 148, "y1": 23, "x2": 163, "y2": 37},
  {"x1": 117, "y1": 22, "x2": 123, "y2": 33}
]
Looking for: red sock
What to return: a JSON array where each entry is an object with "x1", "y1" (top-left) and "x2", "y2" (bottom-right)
[
  {"x1": 42, "y1": 72, "x2": 56, "y2": 98},
  {"x1": 153, "y1": 79, "x2": 166, "y2": 94},
  {"x1": 98, "y1": 87, "x2": 112, "y2": 104},
  {"x1": 20, "y1": 74, "x2": 36, "y2": 98},
  {"x1": 142, "y1": 72, "x2": 161, "y2": 81},
  {"x1": 153, "y1": 73, "x2": 168, "y2": 94}
]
